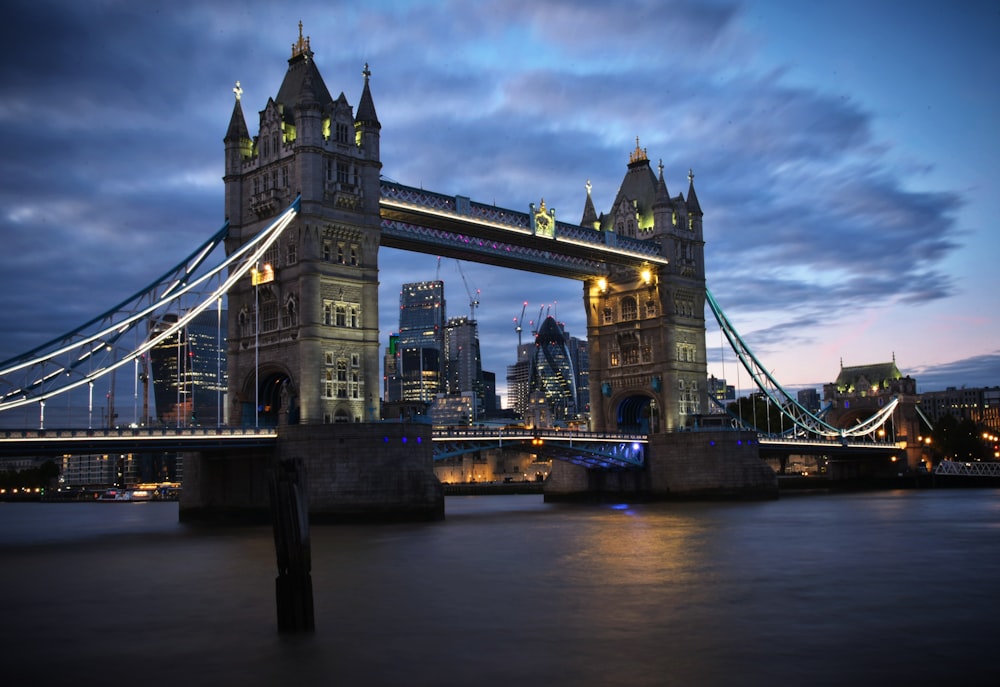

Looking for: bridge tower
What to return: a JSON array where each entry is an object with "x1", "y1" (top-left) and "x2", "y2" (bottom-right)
[
  {"x1": 223, "y1": 25, "x2": 382, "y2": 426},
  {"x1": 582, "y1": 142, "x2": 707, "y2": 434}
]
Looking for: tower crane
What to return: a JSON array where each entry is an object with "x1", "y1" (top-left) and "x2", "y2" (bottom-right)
[
  {"x1": 514, "y1": 301, "x2": 527, "y2": 346},
  {"x1": 455, "y1": 260, "x2": 480, "y2": 321}
]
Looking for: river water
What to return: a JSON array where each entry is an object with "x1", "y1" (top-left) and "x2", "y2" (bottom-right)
[{"x1": 1, "y1": 489, "x2": 997, "y2": 686}]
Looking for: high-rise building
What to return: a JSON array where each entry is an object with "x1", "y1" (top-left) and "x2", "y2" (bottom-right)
[
  {"x1": 530, "y1": 316, "x2": 579, "y2": 423},
  {"x1": 397, "y1": 281, "x2": 446, "y2": 402},
  {"x1": 444, "y1": 316, "x2": 484, "y2": 416},
  {"x1": 506, "y1": 342, "x2": 535, "y2": 418},
  {"x1": 148, "y1": 310, "x2": 227, "y2": 426}
]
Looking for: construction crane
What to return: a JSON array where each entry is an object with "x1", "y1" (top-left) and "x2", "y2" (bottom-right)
[
  {"x1": 514, "y1": 301, "x2": 527, "y2": 346},
  {"x1": 455, "y1": 260, "x2": 480, "y2": 320}
]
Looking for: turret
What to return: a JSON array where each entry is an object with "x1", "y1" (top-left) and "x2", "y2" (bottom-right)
[
  {"x1": 355, "y1": 63, "x2": 381, "y2": 162},
  {"x1": 224, "y1": 82, "x2": 251, "y2": 223}
]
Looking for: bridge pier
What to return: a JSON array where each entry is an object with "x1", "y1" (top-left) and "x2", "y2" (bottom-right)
[
  {"x1": 180, "y1": 423, "x2": 444, "y2": 523},
  {"x1": 545, "y1": 430, "x2": 777, "y2": 501}
]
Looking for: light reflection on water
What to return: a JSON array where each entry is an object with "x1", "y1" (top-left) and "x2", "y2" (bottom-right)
[{"x1": 1, "y1": 490, "x2": 998, "y2": 686}]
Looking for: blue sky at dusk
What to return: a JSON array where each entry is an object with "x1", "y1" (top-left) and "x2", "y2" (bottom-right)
[{"x1": 1, "y1": 0, "x2": 997, "y2": 419}]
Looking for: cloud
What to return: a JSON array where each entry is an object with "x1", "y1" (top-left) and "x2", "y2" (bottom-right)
[{"x1": 0, "y1": 0, "x2": 993, "y2": 421}]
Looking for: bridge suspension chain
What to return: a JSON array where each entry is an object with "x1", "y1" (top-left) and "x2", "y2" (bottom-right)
[
  {"x1": 0, "y1": 197, "x2": 301, "y2": 414},
  {"x1": 706, "y1": 287, "x2": 897, "y2": 440}
]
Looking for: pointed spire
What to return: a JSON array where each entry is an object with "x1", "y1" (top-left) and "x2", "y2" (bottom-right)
[
  {"x1": 356, "y1": 62, "x2": 380, "y2": 127},
  {"x1": 581, "y1": 179, "x2": 599, "y2": 228},
  {"x1": 653, "y1": 158, "x2": 670, "y2": 207},
  {"x1": 686, "y1": 168, "x2": 702, "y2": 215},
  {"x1": 225, "y1": 80, "x2": 250, "y2": 142}
]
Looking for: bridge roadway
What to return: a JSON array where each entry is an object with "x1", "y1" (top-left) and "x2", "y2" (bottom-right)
[
  {"x1": 0, "y1": 426, "x2": 897, "y2": 465},
  {"x1": 0, "y1": 427, "x2": 278, "y2": 458}
]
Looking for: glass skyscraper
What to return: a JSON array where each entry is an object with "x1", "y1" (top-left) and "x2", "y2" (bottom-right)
[
  {"x1": 395, "y1": 281, "x2": 445, "y2": 402},
  {"x1": 148, "y1": 310, "x2": 227, "y2": 426},
  {"x1": 530, "y1": 316, "x2": 579, "y2": 422}
]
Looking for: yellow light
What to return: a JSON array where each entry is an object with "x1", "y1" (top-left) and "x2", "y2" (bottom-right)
[
  {"x1": 640, "y1": 268, "x2": 652, "y2": 284},
  {"x1": 597, "y1": 277, "x2": 607, "y2": 292}
]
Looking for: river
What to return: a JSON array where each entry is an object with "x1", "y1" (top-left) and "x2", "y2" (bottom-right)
[{"x1": 1, "y1": 489, "x2": 997, "y2": 686}]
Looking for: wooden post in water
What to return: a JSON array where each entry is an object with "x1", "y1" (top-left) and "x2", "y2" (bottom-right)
[{"x1": 268, "y1": 457, "x2": 314, "y2": 633}]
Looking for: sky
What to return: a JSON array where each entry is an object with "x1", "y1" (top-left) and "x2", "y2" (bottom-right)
[{"x1": 1, "y1": 0, "x2": 998, "y2": 422}]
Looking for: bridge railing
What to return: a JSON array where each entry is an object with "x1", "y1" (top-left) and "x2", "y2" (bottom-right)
[
  {"x1": 1, "y1": 427, "x2": 278, "y2": 440},
  {"x1": 431, "y1": 427, "x2": 648, "y2": 443}
]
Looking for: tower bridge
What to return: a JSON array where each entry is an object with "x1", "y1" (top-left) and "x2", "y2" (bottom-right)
[{"x1": 0, "y1": 28, "x2": 912, "y2": 520}]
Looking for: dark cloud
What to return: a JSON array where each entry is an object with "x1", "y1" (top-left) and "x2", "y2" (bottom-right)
[{"x1": 0, "y1": 0, "x2": 994, "y2": 419}]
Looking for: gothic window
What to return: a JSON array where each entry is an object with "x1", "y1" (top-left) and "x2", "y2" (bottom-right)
[
  {"x1": 253, "y1": 177, "x2": 260, "y2": 195},
  {"x1": 326, "y1": 160, "x2": 334, "y2": 182},
  {"x1": 324, "y1": 370, "x2": 333, "y2": 398},
  {"x1": 622, "y1": 341, "x2": 639, "y2": 365},
  {"x1": 336, "y1": 359, "x2": 348, "y2": 398},
  {"x1": 322, "y1": 241, "x2": 332, "y2": 262},
  {"x1": 337, "y1": 161, "x2": 350, "y2": 186},
  {"x1": 286, "y1": 241, "x2": 297, "y2": 265},
  {"x1": 262, "y1": 136, "x2": 269, "y2": 158},
  {"x1": 609, "y1": 349, "x2": 620, "y2": 367},
  {"x1": 271, "y1": 133, "x2": 279, "y2": 156},
  {"x1": 282, "y1": 166, "x2": 289, "y2": 188},
  {"x1": 335, "y1": 305, "x2": 346, "y2": 327},
  {"x1": 641, "y1": 342, "x2": 652, "y2": 363},
  {"x1": 351, "y1": 371, "x2": 360, "y2": 399},
  {"x1": 335, "y1": 122, "x2": 349, "y2": 144},
  {"x1": 602, "y1": 306, "x2": 614, "y2": 324},
  {"x1": 350, "y1": 245, "x2": 358, "y2": 266},
  {"x1": 644, "y1": 299, "x2": 657, "y2": 318},
  {"x1": 325, "y1": 352, "x2": 334, "y2": 366},
  {"x1": 621, "y1": 296, "x2": 637, "y2": 321},
  {"x1": 349, "y1": 307, "x2": 359, "y2": 328},
  {"x1": 260, "y1": 291, "x2": 278, "y2": 332},
  {"x1": 323, "y1": 302, "x2": 333, "y2": 326},
  {"x1": 262, "y1": 244, "x2": 279, "y2": 269},
  {"x1": 337, "y1": 243, "x2": 345, "y2": 264},
  {"x1": 281, "y1": 295, "x2": 296, "y2": 328},
  {"x1": 351, "y1": 353, "x2": 360, "y2": 367}
]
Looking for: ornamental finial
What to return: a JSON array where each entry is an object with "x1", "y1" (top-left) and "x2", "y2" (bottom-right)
[
  {"x1": 291, "y1": 21, "x2": 311, "y2": 58},
  {"x1": 233, "y1": 80, "x2": 243, "y2": 101},
  {"x1": 363, "y1": 62, "x2": 371, "y2": 80},
  {"x1": 629, "y1": 136, "x2": 648, "y2": 164}
]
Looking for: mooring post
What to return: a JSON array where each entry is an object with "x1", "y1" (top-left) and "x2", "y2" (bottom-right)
[{"x1": 267, "y1": 456, "x2": 314, "y2": 633}]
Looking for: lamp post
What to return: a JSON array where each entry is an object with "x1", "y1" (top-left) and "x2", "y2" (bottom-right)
[{"x1": 251, "y1": 262, "x2": 273, "y2": 429}]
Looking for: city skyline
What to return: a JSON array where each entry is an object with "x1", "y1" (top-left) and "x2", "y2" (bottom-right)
[{"x1": 1, "y1": 1, "x2": 998, "y2": 421}]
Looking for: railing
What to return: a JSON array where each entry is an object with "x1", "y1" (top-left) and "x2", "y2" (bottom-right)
[{"x1": 934, "y1": 460, "x2": 1000, "y2": 477}]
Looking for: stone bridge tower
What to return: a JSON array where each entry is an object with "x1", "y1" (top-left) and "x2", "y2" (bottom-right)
[
  {"x1": 223, "y1": 25, "x2": 382, "y2": 426},
  {"x1": 583, "y1": 141, "x2": 707, "y2": 434}
]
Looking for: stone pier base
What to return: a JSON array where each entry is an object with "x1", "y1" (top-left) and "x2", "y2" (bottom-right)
[
  {"x1": 545, "y1": 430, "x2": 777, "y2": 502},
  {"x1": 179, "y1": 423, "x2": 444, "y2": 523}
]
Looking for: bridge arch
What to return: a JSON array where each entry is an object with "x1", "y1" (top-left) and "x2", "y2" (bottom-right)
[
  {"x1": 240, "y1": 365, "x2": 297, "y2": 427},
  {"x1": 614, "y1": 393, "x2": 658, "y2": 434}
]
